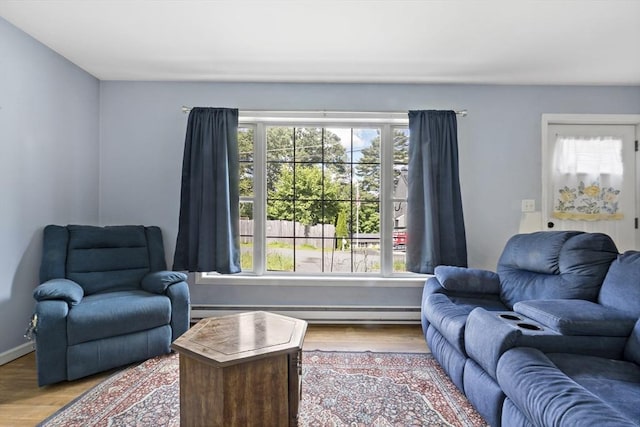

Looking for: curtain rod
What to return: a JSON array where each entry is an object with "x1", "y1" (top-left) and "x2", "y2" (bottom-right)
[{"x1": 180, "y1": 106, "x2": 468, "y2": 117}]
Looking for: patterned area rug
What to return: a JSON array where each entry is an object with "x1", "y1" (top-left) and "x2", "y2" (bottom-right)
[{"x1": 39, "y1": 351, "x2": 487, "y2": 427}]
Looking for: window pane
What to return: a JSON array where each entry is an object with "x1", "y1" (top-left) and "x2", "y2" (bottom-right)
[
  {"x1": 294, "y1": 164, "x2": 322, "y2": 201},
  {"x1": 325, "y1": 128, "x2": 352, "y2": 163},
  {"x1": 240, "y1": 202, "x2": 254, "y2": 222},
  {"x1": 239, "y1": 162, "x2": 253, "y2": 197},
  {"x1": 393, "y1": 128, "x2": 409, "y2": 164},
  {"x1": 267, "y1": 127, "x2": 294, "y2": 162},
  {"x1": 292, "y1": 200, "x2": 323, "y2": 235},
  {"x1": 240, "y1": 237, "x2": 253, "y2": 271},
  {"x1": 268, "y1": 163, "x2": 294, "y2": 204},
  {"x1": 238, "y1": 127, "x2": 254, "y2": 162},
  {"x1": 323, "y1": 164, "x2": 348, "y2": 200},
  {"x1": 238, "y1": 127, "x2": 255, "y2": 265},
  {"x1": 324, "y1": 237, "x2": 350, "y2": 273},
  {"x1": 239, "y1": 202, "x2": 254, "y2": 271},
  {"x1": 393, "y1": 128, "x2": 410, "y2": 199},
  {"x1": 266, "y1": 237, "x2": 294, "y2": 272},
  {"x1": 353, "y1": 241, "x2": 380, "y2": 273},
  {"x1": 393, "y1": 248, "x2": 407, "y2": 273},
  {"x1": 354, "y1": 128, "x2": 380, "y2": 161},
  {"x1": 295, "y1": 127, "x2": 323, "y2": 163},
  {"x1": 355, "y1": 201, "x2": 380, "y2": 234},
  {"x1": 295, "y1": 236, "x2": 322, "y2": 273},
  {"x1": 392, "y1": 127, "x2": 409, "y2": 274}
]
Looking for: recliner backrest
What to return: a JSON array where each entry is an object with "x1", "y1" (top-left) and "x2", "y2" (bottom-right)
[
  {"x1": 598, "y1": 251, "x2": 640, "y2": 318},
  {"x1": 40, "y1": 224, "x2": 167, "y2": 295},
  {"x1": 497, "y1": 231, "x2": 618, "y2": 308}
]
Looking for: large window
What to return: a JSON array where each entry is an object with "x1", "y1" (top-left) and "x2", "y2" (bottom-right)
[{"x1": 204, "y1": 112, "x2": 419, "y2": 284}]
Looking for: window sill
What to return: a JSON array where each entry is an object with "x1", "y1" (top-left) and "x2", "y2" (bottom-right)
[{"x1": 196, "y1": 273, "x2": 430, "y2": 288}]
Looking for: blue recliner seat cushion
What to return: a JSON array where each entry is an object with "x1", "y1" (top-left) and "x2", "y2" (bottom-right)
[
  {"x1": 67, "y1": 290, "x2": 171, "y2": 345},
  {"x1": 424, "y1": 293, "x2": 507, "y2": 354}
]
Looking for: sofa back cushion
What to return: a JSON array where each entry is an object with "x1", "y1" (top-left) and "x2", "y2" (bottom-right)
[
  {"x1": 497, "y1": 231, "x2": 618, "y2": 308},
  {"x1": 598, "y1": 251, "x2": 640, "y2": 317}
]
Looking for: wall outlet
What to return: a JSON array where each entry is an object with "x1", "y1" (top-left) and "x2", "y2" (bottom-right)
[{"x1": 521, "y1": 199, "x2": 535, "y2": 212}]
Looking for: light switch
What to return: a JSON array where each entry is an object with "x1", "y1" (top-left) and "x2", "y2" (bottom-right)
[{"x1": 521, "y1": 199, "x2": 535, "y2": 212}]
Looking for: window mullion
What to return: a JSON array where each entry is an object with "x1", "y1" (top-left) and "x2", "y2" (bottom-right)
[{"x1": 254, "y1": 122, "x2": 266, "y2": 274}]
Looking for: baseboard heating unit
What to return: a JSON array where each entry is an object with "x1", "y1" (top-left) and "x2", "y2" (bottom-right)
[{"x1": 190, "y1": 305, "x2": 421, "y2": 324}]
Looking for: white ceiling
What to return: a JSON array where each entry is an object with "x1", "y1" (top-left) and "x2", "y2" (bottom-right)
[{"x1": 1, "y1": 0, "x2": 639, "y2": 85}]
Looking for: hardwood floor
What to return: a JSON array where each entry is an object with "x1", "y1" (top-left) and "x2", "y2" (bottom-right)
[
  {"x1": 304, "y1": 324, "x2": 429, "y2": 353},
  {"x1": 0, "y1": 324, "x2": 427, "y2": 426}
]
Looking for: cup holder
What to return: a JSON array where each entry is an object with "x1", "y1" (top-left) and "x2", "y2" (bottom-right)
[
  {"x1": 517, "y1": 323, "x2": 542, "y2": 331},
  {"x1": 499, "y1": 314, "x2": 522, "y2": 321}
]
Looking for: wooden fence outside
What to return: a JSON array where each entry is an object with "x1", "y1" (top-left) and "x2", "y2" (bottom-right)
[{"x1": 240, "y1": 219, "x2": 336, "y2": 248}]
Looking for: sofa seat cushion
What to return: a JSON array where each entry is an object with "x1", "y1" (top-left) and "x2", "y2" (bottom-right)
[
  {"x1": 67, "y1": 290, "x2": 171, "y2": 345},
  {"x1": 548, "y1": 352, "x2": 640, "y2": 424},
  {"x1": 513, "y1": 299, "x2": 636, "y2": 337},
  {"x1": 424, "y1": 293, "x2": 508, "y2": 354},
  {"x1": 497, "y1": 348, "x2": 639, "y2": 427}
]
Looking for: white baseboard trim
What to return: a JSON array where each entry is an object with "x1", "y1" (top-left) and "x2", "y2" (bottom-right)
[
  {"x1": 191, "y1": 305, "x2": 421, "y2": 324},
  {"x1": 0, "y1": 341, "x2": 35, "y2": 366}
]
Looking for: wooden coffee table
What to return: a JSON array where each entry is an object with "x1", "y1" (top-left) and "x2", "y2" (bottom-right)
[{"x1": 171, "y1": 311, "x2": 307, "y2": 427}]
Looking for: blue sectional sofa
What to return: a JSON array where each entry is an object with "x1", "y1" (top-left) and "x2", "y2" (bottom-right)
[{"x1": 421, "y1": 231, "x2": 627, "y2": 426}]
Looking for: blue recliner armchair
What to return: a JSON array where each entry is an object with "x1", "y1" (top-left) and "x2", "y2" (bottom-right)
[{"x1": 32, "y1": 225, "x2": 190, "y2": 386}]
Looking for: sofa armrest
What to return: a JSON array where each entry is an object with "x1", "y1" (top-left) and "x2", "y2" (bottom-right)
[
  {"x1": 33, "y1": 299, "x2": 70, "y2": 385},
  {"x1": 465, "y1": 308, "x2": 530, "y2": 379},
  {"x1": 497, "y1": 348, "x2": 638, "y2": 427},
  {"x1": 464, "y1": 307, "x2": 628, "y2": 381},
  {"x1": 142, "y1": 271, "x2": 188, "y2": 294},
  {"x1": 33, "y1": 279, "x2": 83, "y2": 306},
  {"x1": 166, "y1": 281, "x2": 191, "y2": 341},
  {"x1": 434, "y1": 266, "x2": 501, "y2": 294},
  {"x1": 514, "y1": 299, "x2": 636, "y2": 337}
]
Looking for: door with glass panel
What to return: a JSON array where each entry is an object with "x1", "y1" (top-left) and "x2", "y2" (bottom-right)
[{"x1": 543, "y1": 124, "x2": 637, "y2": 252}]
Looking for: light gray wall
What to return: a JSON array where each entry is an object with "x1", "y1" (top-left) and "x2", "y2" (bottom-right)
[
  {"x1": 0, "y1": 18, "x2": 99, "y2": 355},
  {"x1": 2, "y1": 10, "x2": 637, "y2": 357},
  {"x1": 99, "y1": 82, "x2": 640, "y2": 307}
]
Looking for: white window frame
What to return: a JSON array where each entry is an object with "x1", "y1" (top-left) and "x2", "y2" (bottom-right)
[{"x1": 198, "y1": 111, "x2": 428, "y2": 287}]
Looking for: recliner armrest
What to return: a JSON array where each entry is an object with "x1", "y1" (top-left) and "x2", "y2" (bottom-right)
[
  {"x1": 142, "y1": 271, "x2": 188, "y2": 294},
  {"x1": 513, "y1": 299, "x2": 636, "y2": 337},
  {"x1": 33, "y1": 279, "x2": 84, "y2": 306},
  {"x1": 434, "y1": 265, "x2": 501, "y2": 294}
]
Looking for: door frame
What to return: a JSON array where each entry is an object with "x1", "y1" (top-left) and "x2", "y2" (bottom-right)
[{"x1": 541, "y1": 114, "x2": 640, "y2": 249}]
